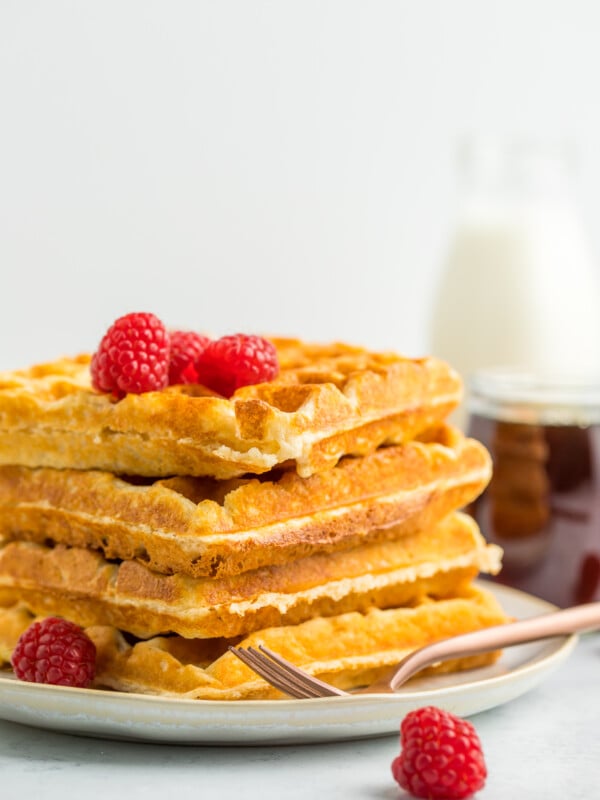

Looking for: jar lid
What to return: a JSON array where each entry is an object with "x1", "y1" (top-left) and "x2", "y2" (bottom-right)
[{"x1": 468, "y1": 368, "x2": 600, "y2": 425}]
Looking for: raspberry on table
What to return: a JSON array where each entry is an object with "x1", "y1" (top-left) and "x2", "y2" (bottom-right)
[
  {"x1": 11, "y1": 617, "x2": 96, "y2": 689},
  {"x1": 195, "y1": 333, "x2": 279, "y2": 397},
  {"x1": 90, "y1": 312, "x2": 170, "y2": 395},
  {"x1": 168, "y1": 330, "x2": 211, "y2": 385},
  {"x1": 391, "y1": 706, "x2": 487, "y2": 799}
]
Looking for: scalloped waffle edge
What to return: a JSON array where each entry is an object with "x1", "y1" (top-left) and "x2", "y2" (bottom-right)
[
  {"x1": 0, "y1": 340, "x2": 462, "y2": 478},
  {"x1": 0, "y1": 513, "x2": 502, "y2": 639},
  {"x1": 0, "y1": 425, "x2": 491, "y2": 578},
  {"x1": 0, "y1": 582, "x2": 508, "y2": 699}
]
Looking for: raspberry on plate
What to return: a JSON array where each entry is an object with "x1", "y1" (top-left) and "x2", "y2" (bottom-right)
[
  {"x1": 391, "y1": 706, "x2": 487, "y2": 799},
  {"x1": 11, "y1": 617, "x2": 96, "y2": 689},
  {"x1": 195, "y1": 333, "x2": 279, "y2": 397},
  {"x1": 168, "y1": 330, "x2": 211, "y2": 385},
  {"x1": 91, "y1": 312, "x2": 170, "y2": 395}
]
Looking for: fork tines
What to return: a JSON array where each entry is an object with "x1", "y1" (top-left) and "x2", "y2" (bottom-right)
[
  {"x1": 229, "y1": 646, "x2": 315, "y2": 698},
  {"x1": 228, "y1": 644, "x2": 343, "y2": 699}
]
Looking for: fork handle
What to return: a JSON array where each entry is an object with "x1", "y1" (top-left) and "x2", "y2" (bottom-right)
[{"x1": 390, "y1": 601, "x2": 600, "y2": 691}]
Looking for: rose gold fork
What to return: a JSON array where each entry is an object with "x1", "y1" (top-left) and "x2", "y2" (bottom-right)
[{"x1": 229, "y1": 601, "x2": 600, "y2": 698}]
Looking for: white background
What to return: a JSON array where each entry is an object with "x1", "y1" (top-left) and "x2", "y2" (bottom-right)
[{"x1": 2, "y1": 1, "x2": 600, "y2": 370}]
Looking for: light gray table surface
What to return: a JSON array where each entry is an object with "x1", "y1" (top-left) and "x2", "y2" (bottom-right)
[
  {"x1": 0, "y1": 633, "x2": 598, "y2": 800},
  {"x1": 0, "y1": 633, "x2": 600, "y2": 800}
]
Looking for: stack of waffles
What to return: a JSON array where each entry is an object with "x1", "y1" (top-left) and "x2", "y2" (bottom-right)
[{"x1": 0, "y1": 339, "x2": 507, "y2": 699}]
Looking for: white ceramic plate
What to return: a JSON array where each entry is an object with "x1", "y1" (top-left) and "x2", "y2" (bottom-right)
[{"x1": 0, "y1": 583, "x2": 577, "y2": 745}]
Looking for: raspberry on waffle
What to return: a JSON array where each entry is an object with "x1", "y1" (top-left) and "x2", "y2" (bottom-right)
[
  {"x1": 0, "y1": 330, "x2": 510, "y2": 703},
  {"x1": 0, "y1": 339, "x2": 462, "y2": 479},
  {"x1": 91, "y1": 312, "x2": 170, "y2": 395}
]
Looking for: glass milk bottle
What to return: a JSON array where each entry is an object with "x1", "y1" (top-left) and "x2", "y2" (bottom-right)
[{"x1": 429, "y1": 139, "x2": 600, "y2": 428}]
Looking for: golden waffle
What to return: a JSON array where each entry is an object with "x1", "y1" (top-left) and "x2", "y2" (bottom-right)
[
  {"x1": 0, "y1": 340, "x2": 461, "y2": 478},
  {"x1": 0, "y1": 603, "x2": 33, "y2": 665},
  {"x1": 0, "y1": 424, "x2": 490, "y2": 578},
  {"x1": 0, "y1": 583, "x2": 508, "y2": 699},
  {"x1": 0, "y1": 513, "x2": 502, "y2": 639}
]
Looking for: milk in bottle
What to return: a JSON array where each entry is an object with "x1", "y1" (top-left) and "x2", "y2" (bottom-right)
[{"x1": 429, "y1": 140, "x2": 600, "y2": 427}]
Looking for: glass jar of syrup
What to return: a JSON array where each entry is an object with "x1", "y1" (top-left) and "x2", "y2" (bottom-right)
[{"x1": 467, "y1": 369, "x2": 600, "y2": 607}]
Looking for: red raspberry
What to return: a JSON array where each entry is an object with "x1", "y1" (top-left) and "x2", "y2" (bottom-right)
[
  {"x1": 391, "y1": 707, "x2": 487, "y2": 799},
  {"x1": 11, "y1": 617, "x2": 96, "y2": 689},
  {"x1": 168, "y1": 330, "x2": 211, "y2": 385},
  {"x1": 195, "y1": 334, "x2": 279, "y2": 397},
  {"x1": 91, "y1": 312, "x2": 170, "y2": 395}
]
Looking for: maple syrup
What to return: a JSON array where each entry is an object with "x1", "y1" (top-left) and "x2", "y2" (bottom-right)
[{"x1": 467, "y1": 370, "x2": 600, "y2": 606}]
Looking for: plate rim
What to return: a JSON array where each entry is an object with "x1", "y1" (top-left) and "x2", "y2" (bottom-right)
[{"x1": 0, "y1": 583, "x2": 578, "y2": 743}]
